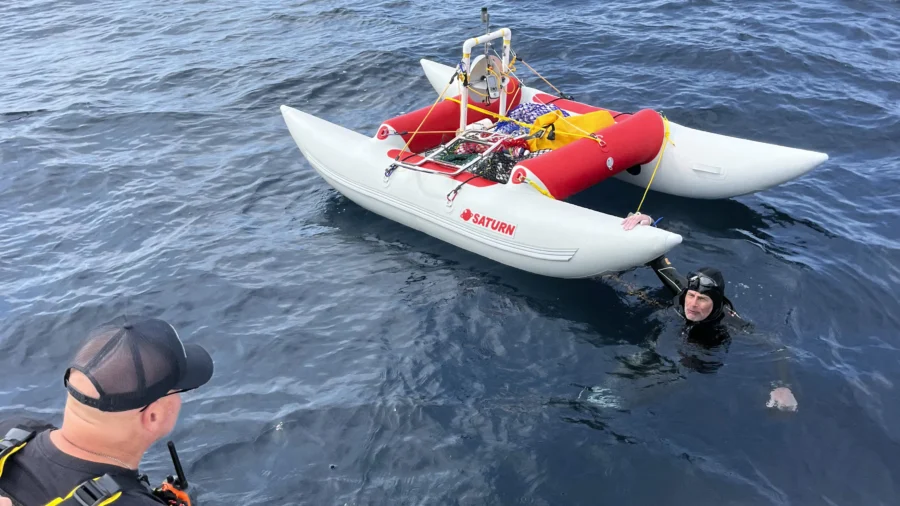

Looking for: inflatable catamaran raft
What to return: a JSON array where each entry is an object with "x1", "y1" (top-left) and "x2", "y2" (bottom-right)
[{"x1": 280, "y1": 22, "x2": 828, "y2": 279}]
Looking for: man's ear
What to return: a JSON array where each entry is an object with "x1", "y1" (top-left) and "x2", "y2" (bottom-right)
[
  {"x1": 140, "y1": 402, "x2": 157, "y2": 428},
  {"x1": 140, "y1": 399, "x2": 166, "y2": 429}
]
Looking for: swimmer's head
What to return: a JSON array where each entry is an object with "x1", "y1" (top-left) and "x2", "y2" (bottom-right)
[{"x1": 681, "y1": 268, "x2": 726, "y2": 323}]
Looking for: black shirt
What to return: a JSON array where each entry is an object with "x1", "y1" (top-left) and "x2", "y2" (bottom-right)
[{"x1": 0, "y1": 417, "x2": 163, "y2": 506}]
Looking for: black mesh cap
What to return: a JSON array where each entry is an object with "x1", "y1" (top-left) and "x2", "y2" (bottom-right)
[{"x1": 63, "y1": 315, "x2": 214, "y2": 412}]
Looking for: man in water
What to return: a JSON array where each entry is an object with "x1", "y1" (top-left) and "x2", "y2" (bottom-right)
[
  {"x1": 0, "y1": 315, "x2": 214, "y2": 505},
  {"x1": 622, "y1": 212, "x2": 798, "y2": 411}
]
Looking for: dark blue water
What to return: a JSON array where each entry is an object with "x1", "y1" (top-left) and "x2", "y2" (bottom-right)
[{"x1": 2, "y1": 0, "x2": 899, "y2": 504}]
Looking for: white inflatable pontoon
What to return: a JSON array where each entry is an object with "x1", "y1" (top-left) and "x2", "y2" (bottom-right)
[{"x1": 280, "y1": 22, "x2": 827, "y2": 279}]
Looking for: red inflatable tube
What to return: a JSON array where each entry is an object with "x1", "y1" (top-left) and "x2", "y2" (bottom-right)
[
  {"x1": 511, "y1": 109, "x2": 664, "y2": 200},
  {"x1": 376, "y1": 78, "x2": 522, "y2": 154}
]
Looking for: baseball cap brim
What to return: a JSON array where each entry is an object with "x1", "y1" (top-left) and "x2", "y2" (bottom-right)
[{"x1": 173, "y1": 343, "x2": 214, "y2": 392}]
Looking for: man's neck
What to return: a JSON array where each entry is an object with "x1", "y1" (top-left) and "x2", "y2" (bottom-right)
[{"x1": 49, "y1": 427, "x2": 144, "y2": 470}]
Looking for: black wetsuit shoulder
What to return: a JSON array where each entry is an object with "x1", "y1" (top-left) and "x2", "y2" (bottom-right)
[{"x1": 648, "y1": 254, "x2": 687, "y2": 297}]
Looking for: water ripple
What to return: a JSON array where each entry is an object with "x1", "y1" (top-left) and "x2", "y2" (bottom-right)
[{"x1": 1, "y1": 0, "x2": 899, "y2": 504}]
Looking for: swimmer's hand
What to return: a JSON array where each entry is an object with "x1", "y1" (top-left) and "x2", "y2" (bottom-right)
[
  {"x1": 766, "y1": 387, "x2": 798, "y2": 412},
  {"x1": 622, "y1": 212, "x2": 653, "y2": 231}
]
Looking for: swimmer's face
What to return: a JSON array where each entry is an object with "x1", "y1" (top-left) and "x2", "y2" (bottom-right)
[{"x1": 684, "y1": 289, "x2": 714, "y2": 321}]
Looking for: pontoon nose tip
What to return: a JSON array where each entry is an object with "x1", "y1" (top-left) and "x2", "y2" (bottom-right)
[
  {"x1": 665, "y1": 233, "x2": 683, "y2": 251},
  {"x1": 794, "y1": 150, "x2": 830, "y2": 175},
  {"x1": 805, "y1": 150, "x2": 828, "y2": 167}
]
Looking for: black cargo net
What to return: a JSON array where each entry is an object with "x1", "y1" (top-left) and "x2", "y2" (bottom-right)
[{"x1": 421, "y1": 136, "x2": 550, "y2": 184}]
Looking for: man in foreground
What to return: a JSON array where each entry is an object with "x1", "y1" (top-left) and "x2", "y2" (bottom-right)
[
  {"x1": 623, "y1": 212, "x2": 798, "y2": 411},
  {"x1": 0, "y1": 316, "x2": 214, "y2": 505}
]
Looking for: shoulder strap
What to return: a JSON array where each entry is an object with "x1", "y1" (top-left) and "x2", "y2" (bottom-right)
[
  {"x1": 0, "y1": 428, "x2": 37, "y2": 478},
  {"x1": 0, "y1": 427, "x2": 160, "y2": 506},
  {"x1": 46, "y1": 474, "x2": 127, "y2": 506}
]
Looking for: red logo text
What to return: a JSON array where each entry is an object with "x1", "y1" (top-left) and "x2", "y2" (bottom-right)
[{"x1": 460, "y1": 209, "x2": 516, "y2": 236}]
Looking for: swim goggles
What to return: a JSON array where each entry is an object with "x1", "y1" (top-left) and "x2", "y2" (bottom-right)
[{"x1": 687, "y1": 272, "x2": 719, "y2": 292}]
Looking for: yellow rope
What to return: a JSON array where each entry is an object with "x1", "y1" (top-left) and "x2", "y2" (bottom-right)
[
  {"x1": 464, "y1": 67, "x2": 504, "y2": 100},
  {"x1": 487, "y1": 66, "x2": 503, "y2": 84},
  {"x1": 529, "y1": 93, "x2": 608, "y2": 146},
  {"x1": 396, "y1": 76, "x2": 457, "y2": 159},
  {"x1": 553, "y1": 112, "x2": 602, "y2": 143},
  {"x1": 507, "y1": 54, "x2": 517, "y2": 74},
  {"x1": 470, "y1": 75, "x2": 601, "y2": 147},
  {"x1": 467, "y1": 85, "x2": 489, "y2": 98},
  {"x1": 523, "y1": 177, "x2": 554, "y2": 199},
  {"x1": 634, "y1": 114, "x2": 676, "y2": 214},
  {"x1": 394, "y1": 79, "x2": 523, "y2": 140},
  {"x1": 542, "y1": 128, "x2": 602, "y2": 141},
  {"x1": 465, "y1": 67, "x2": 522, "y2": 104},
  {"x1": 492, "y1": 50, "x2": 567, "y2": 103},
  {"x1": 519, "y1": 58, "x2": 565, "y2": 97},
  {"x1": 514, "y1": 172, "x2": 554, "y2": 199},
  {"x1": 444, "y1": 96, "x2": 531, "y2": 128},
  {"x1": 444, "y1": 96, "x2": 604, "y2": 145}
]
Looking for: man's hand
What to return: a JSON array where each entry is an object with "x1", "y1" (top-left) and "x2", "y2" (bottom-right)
[
  {"x1": 622, "y1": 213, "x2": 653, "y2": 231},
  {"x1": 767, "y1": 387, "x2": 798, "y2": 412},
  {"x1": 1, "y1": 496, "x2": 13, "y2": 506}
]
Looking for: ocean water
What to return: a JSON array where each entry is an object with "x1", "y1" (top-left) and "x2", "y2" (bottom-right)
[{"x1": 1, "y1": 0, "x2": 899, "y2": 504}]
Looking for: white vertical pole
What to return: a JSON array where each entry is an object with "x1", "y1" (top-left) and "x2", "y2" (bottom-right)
[
  {"x1": 459, "y1": 52, "x2": 471, "y2": 132},
  {"x1": 460, "y1": 28, "x2": 511, "y2": 131},
  {"x1": 500, "y1": 31, "x2": 511, "y2": 118}
]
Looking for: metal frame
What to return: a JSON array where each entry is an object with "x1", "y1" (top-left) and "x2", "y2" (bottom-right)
[
  {"x1": 386, "y1": 22, "x2": 520, "y2": 180},
  {"x1": 391, "y1": 128, "x2": 529, "y2": 177},
  {"x1": 459, "y1": 28, "x2": 512, "y2": 132}
]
